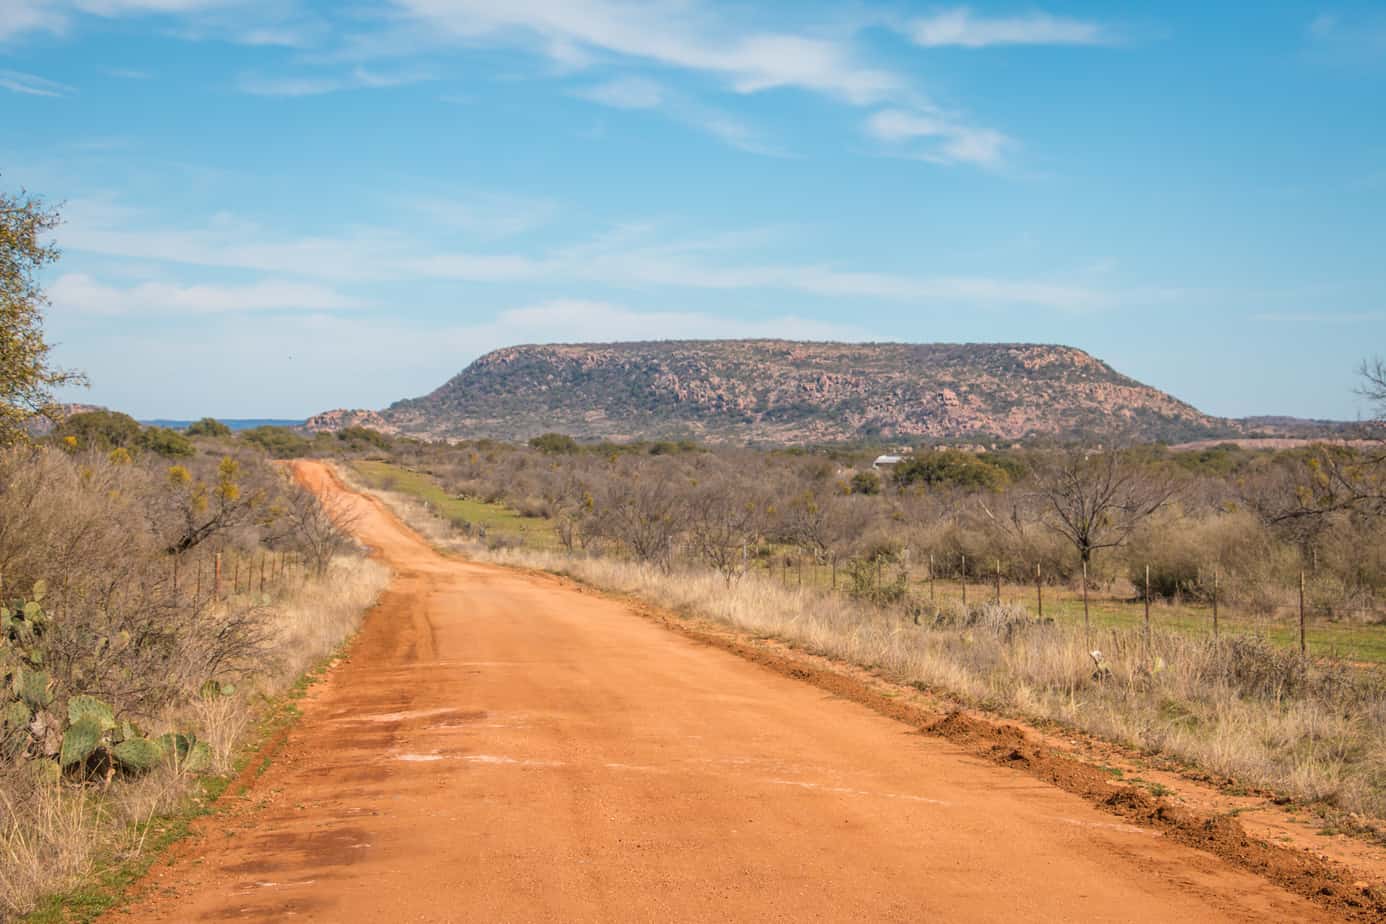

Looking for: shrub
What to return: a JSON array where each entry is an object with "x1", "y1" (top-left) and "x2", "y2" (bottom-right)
[
  {"x1": 849, "y1": 470, "x2": 880, "y2": 495},
  {"x1": 529, "y1": 432, "x2": 579, "y2": 454},
  {"x1": 337, "y1": 427, "x2": 391, "y2": 451},
  {"x1": 185, "y1": 417, "x2": 231, "y2": 438},
  {"x1": 137, "y1": 426, "x2": 194, "y2": 458},
  {"x1": 52, "y1": 410, "x2": 140, "y2": 450},
  {"x1": 239, "y1": 425, "x2": 309, "y2": 458}
]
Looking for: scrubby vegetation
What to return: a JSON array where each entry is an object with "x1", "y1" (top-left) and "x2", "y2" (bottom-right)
[
  {"x1": 0, "y1": 442, "x2": 385, "y2": 916},
  {"x1": 374, "y1": 433, "x2": 1386, "y2": 632}
]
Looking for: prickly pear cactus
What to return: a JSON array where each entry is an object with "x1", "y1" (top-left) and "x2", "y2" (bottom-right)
[
  {"x1": 59, "y1": 717, "x2": 104, "y2": 767},
  {"x1": 67, "y1": 694, "x2": 116, "y2": 731},
  {"x1": 1, "y1": 582, "x2": 216, "y2": 778},
  {"x1": 16, "y1": 668, "x2": 52, "y2": 709},
  {"x1": 158, "y1": 731, "x2": 193, "y2": 760},
  {"x1": 112, "y1": 737, "x2": 164, "y2": 772},
  {"x1": 1, "y1": 700, "x2": 29, "y2": 730},
  {"x1": 183, "y1": 741, "x2": 212, "y2": 773}
]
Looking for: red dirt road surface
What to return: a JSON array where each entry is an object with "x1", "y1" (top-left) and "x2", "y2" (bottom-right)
[{"x1": 113, "y1": 460, "x2": 1336, "y2": 922}]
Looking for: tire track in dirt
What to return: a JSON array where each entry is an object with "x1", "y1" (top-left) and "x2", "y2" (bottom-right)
[{"x1": 109, "y1": 461, "x2": 1356, "y2": 922}]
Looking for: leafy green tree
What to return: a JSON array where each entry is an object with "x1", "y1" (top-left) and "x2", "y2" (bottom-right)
[
  {"x1": 186, "y1": 417, "x2": 231, "y2": 438},
  {"x1": 137, "y1": 426, "x2": 194, "y2": 458},
  {"x1": 1, "y1": 188, "x2": 85, "y2": 443},
  {"x1": 893, "y1": 450, "x2": 1009, "y2": 492},
  {"x1": 55, "y1": 409, "x2": 141, "y2": 450},
  {"x1": 529, "y1": 432, "x2": 579, "y2": 454}
]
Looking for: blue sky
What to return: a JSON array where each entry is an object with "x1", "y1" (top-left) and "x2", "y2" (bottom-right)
[{"x1": 1, "y1": 1, "x2": 1383, "y2": 421}]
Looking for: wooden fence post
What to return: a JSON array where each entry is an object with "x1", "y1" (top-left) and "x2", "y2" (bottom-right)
[
  {"x1": 1212, "y1": 565, "x2": 1219, "y2": 641},
  {"x1": 929, "y1": 553, "x2": 936, "y2": 609},
  {"x1": 1299, "y1": 570, "x2": 1307, "y2": 657},
  {"x1": 214, "y1": 552, "x2": 222, "y2": 600},
  {"x1": 1143, "y1": 563, "x2": 1152, "y2": 660},
  {"x1": 960, "y1": 554, "x2": 967, "y2": 607},
  {"x1": 994, "y1": 559, "x2": 1001, "y2": 604},
  {"x1": 1081, "y1": 559, "x2": 1090, "y2": 649},
  {"x1": 1036, "y1": 563, "x2": 1043, "y2": 619},
  {"x1": 831, "y1": 555, "x2": 837, "y2": 590}
]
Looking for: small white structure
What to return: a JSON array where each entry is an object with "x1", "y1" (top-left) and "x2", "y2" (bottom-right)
[{"x1": 872, "y1": 454, "x2": 904, "y2": 471}]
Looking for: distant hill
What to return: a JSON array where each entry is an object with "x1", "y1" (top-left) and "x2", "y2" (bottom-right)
[{"x1": 359, "y1": 340, "x2": 1249, "y2": 445}]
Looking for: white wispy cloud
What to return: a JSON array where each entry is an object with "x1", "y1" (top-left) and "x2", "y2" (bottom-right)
[
  {"x1": 575, "y1": 75, "x2": 664, "y2": 109},
  {"x1": 0, "y1": 68, "x2": 75, "y2": 97},
  {"x1": 58, "y1": 202, "x2": 1103, "y2": 309},
  {"x1": 3, "y1": 0, "x2": 1028, "y2": 169},
  {"x1": 397, "y1": 190, "x2": 558, "y2": 238},
  {"x1": 237, "y1": 66, "x2": 434, "y2": 96},
  {"x1": 1305, "y1": 11, "x2": 1386, "y2": 64},
  {"x1": 864, "y1": 109, "x2": 1009, "y2": 168},
  {"x1": 0, "y1": 1, "x2": 68, "y2": 40},
  {"x1": 3, "y1": 0, "x2": 327, "y2": 48},
  {"x1": 48, "y1": 272, "x2": 364, "y2": 315},
  {"x1": 386, "y1": 0, "x2": 901, "y2": 105},
  {"x1": 908, "y1": 7, "x2": 1111, "y2": 48},
  {"x1": 574, "y1": 74, "x2": 783, "y2": 155},
  {"x1": 382, "y1": 1, "x2": 1016, "y2": 165}
]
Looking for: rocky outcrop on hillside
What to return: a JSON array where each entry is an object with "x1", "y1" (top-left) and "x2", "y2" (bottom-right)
[
  {"x1": 303, "y1": 408, "x2": 397, "y2": 435},
  {"x1": 374, "y1": 340, "x2": 1233, "y2": 444}
]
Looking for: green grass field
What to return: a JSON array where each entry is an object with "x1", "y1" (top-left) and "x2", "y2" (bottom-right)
[
  {"x1": 352, "y1": 461, "x2": 559, "y2": 549},
  {"x1": 756, "y1": 557, "x2": 1386, "y2": 664}
]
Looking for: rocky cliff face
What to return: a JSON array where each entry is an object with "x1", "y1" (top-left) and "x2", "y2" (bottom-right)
[{"x1": 371, "y1": 340, "x2": 1229, "y2": 444}]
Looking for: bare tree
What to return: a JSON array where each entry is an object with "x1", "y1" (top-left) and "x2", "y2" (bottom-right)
[
  {"x1": 776, "y1": 488, "x2": 866, "y2": 563},
  {"x1": 588, "y1": 464, "x2": 687, "y2": 569},
  {"x1": 1359, "y1": 356, "x2": 1386, "y2": 423},
  {"x1": 281, "y1": 485, "x2": 359, "y2": 575},
  {"x1": 686, "y1": 479, "x2": 767, "y2": 582},
  {"x1": 1029, "y1": 447, "x2": 1177, "y2": 566}
]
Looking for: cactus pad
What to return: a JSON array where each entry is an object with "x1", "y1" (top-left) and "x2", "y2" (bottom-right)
[
  {"x1": 67, "y1": 695, "x2": 116, "y2": 731},
  {"x1": 17, "y1": 669, "x2": 52, "y2": 709},
  {"x1": 60, "y1": 717, "x2": 104, "y2": 767},
  {"x1": 113, "y1": 737, "x2": 165, "y2": 772}
]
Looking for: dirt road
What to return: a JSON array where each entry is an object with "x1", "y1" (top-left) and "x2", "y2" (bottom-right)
[{"x1": 115, "y1": 460, "x2": 1335, "y2": 922}]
